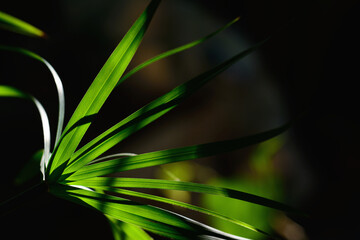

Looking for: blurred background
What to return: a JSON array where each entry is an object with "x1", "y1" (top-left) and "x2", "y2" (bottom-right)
[{"x1": 0, "y1": 0, "x2": 359, "y2": 239}]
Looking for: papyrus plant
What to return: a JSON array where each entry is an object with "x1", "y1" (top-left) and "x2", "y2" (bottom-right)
[{"x1": 0, "y1": 1, "x2": 299, "y2": 239}]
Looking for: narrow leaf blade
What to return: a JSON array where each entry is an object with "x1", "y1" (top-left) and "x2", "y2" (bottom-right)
[
  {"x1": 47, "y1": 0, "x2": 161, "y2": 180},
  {"x1": 50, "y1": 184, "x2": 250, "y2": 240},
  {"x1": 64, "y1": 122, "x2": 289, "y2": 181},
  {"x1": 69, "y1": 176, "x2": 298, "y2": 214},
  {"x1": 91, "y1": 186, "x2": 273, "y2": 237},
  {"x1": 0, "y1": 11, "x2": 46, "y2": 38},
  {"x1": 63, "y1": 40, "x2": 267, "y2": 177},
  {"x1": 107, "y1": 217, "x2": 153, "y2": 240},
  {"x1": 119, "y1": 17, "x2": 240, "y2": 83},
  {"x1": 0, "y1": 85, "x2": 27, "y2": 98}
]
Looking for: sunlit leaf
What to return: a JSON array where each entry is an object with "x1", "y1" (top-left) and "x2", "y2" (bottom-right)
[
  {"x1": 62, "y1": 39, "x2": 267, "y2": 178},
  {"x1": 203, "y1": 177, "x2": 283, "y2": 239},
  {"x1": 91, "y1": 186, "x2": 273, "y2": 237},
  {"x1": 0, "y1": 1, "x2": 301, "y2": 239},
  {"x1": 69, "y1": 176, "x2": 297, "y2": 214},
  {"x1": 63, "y1": 122, "x2": 289, "y2": 181},
  {"x1": 47, "y1": 0, "x2": 161, "y2": 181},
  {"x1": 107, "y1": 217, "x2": 154, "y2": 240},
  {"x1": 0, "y1": 10, "x2": 46, "y2": 38},
  {"x1": 0, "y1": 85, "x2": 28, "y2": 98},
  {"x1": 118, "y1": 17, "x2": 240, "y2": 83},
  {"x1": 94, "y1": 187, "x2": 153, "y2": 240},
  {"x1": 50, "y1": 184, "x2": 252, "y2": 240}
]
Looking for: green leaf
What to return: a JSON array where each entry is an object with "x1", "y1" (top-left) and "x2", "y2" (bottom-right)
[
  {"x1": 50, "y1": 184, "x2": 197, "y2": 230},
  {"x1": 0, "y1": 85, "x2": 28, "y2": 98},
  {"x1": 107, "y1": 217, "x2": 154, "y2": 240},
  {"x1": 47, "y1": 0, "x2": 161, "y2": 181},
  {"x1": 69, "y1": 176, "x2": 298, "y2": 214},
  {"x1": 95, "y1": 187, "x2": 153, "y2": 240},
  {"x1": 14, "y1": 149, "x2": 43, "y2": 186},
  {"x1": 64, "y1": 122, "x2": 289, "y2": 182},
  {"x1": 0, "y1": 10, "x2": 46, "y2": 38},
  {"x1": 118, "y1": 17, "x2": 240, "y2": 83},
  {"x1": 50, "y1": 184, "x2": 248, "y2": 240},
  {"x1": 61, "y1": 39, "x2": 267, "y2": 179},
  {"x1": 52, "y1": 191, "x2": 190, "y2": 239},
  {"x1": 203, "y1": 177, "x2": 282, "y2": 239},
  {"x1": 91, "y1": 186, "x2": 273, "y2": 238}
]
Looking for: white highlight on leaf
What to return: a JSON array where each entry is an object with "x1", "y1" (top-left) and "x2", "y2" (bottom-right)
[
  {"x1": 42, "y1": 59, "x2": 65, "y2": 147},
  {"x1": 70, "y1": 185, "x2": 94, "y2": 192},
  {"x1": 0, "y1": 47, "x2": 65, "y2": 177},
  {"x1": 153, "y1": 206, "x2": 251, "y2": 240},
  {"x1": 32, "y1": 97, "x2": 51, "y2": 180}
]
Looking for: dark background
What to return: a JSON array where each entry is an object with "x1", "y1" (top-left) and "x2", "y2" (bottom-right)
[{"x1": 1, "y1": 0, "x2": 359, "y2": 239}]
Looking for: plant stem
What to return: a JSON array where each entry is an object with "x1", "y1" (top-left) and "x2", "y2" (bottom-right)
[{"x1": 0, "y1": 181, "x2": 47, "y2": 216}]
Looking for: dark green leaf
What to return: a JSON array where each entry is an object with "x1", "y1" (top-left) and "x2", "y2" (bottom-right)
[{"x1": 14, "y1": 150, "x2": 43, "y2": 186}]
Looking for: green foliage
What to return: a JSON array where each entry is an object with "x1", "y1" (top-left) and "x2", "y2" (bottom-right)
[
  {"x1": 0, "y1": 1, "x2": 298, "y2": 239},
  {"x1": 107, "y1": 218, "x2": 153, "y2": 240},
  {"x1": 0, "y1": 10, "x2": 45, "y2": 37},
  {"x1": 14, "y1": 150, "x2": 43, "y2": 186},
  {"x1": 202, "y1": 138, "x2": 286, "y2": 239}
]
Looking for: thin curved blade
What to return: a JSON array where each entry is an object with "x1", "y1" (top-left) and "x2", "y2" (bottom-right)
[
  {"x1": 0, "y1": 85, "x2": 51, "y2": 179},
  {"x1": 0, "y1": 45, "x2": 65, "y2": 148}
]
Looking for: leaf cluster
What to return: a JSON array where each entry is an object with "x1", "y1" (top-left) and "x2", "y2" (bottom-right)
[{"x1": 0, "y1": 1, "x2": 299, "y2": 239}]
